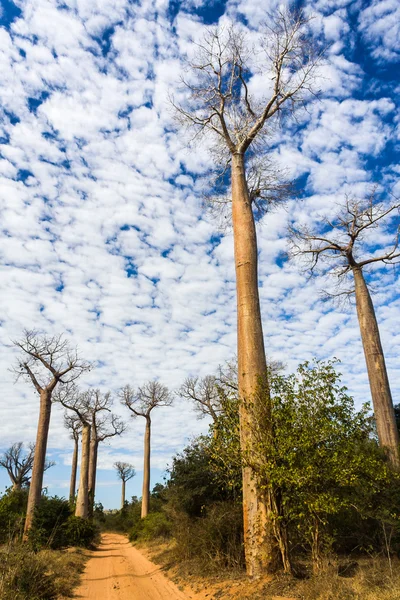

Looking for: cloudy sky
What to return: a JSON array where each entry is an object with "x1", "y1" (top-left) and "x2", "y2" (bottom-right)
[{"x1": 0, "y1": 0, "x2": 399, "y2": 508}]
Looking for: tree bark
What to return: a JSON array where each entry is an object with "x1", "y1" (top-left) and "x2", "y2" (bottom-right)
[
  {"x1": 76, "y1": 423, "x2": 90, "y2": 519},
  {"x1": 121, "y1": 479, "x2": 126, "y2": 510},
  {"x1": 353, "y1": 266, "x2": 400, "y2": 467},
  {"x1": 88, "y1": 432, "x2": 98, "y2": 517},
  {"x1": 141, "y1": 416, "x2": 151, "y2": 518},
  {"x1": 69, "y1": 437, "x2": 79, "y2": 505},
  {"x1": 231, "y1": 152, "x2": 276, "y2": 577},
  {"x1": 23, "y1": 390, "x2": 52, "y2": 536}
]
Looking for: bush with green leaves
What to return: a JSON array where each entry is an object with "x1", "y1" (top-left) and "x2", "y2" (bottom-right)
[
  {"x1": 129, "y1": 511, "x2": 172, "y2": 542},
  {"x1": 0, "y1": 488, "x2": 28, "y2": 543}
]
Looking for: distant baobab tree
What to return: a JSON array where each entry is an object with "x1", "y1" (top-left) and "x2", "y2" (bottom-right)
[
  {"x1": 290, "y1": 190, "x2": 400, "y2": 467},
  {"x1": 87, "y1": 391, "x2": 126, "y2": 516},
  {"x1": 64, "y1": 413, "x2": 82, "y2": 505},
  {"x1": 173, "y1": 10, "x2": 321, "y2": 575},
  {"x1": 0, "y1": 442, "x2": 54, "y2": 491},
  {"x1": 114, "y1": 462, "x2": 135, "y2": 509},
  {"x1": 56, "y1": 385, "x2": 94, "y2": 519},
  {"x1": 13, "y1": 331, "x2": 91, "y2": 535},
  {"x1": 120, "y1": 381, "x2": 173, "y2": 518}
]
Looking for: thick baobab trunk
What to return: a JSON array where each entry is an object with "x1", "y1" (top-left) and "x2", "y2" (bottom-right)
[
  {"x1": 88, "y1": 433, "x2": 98, "y2": 516},
  {"x1": 231, "y1": 152, "x2": 275, "y2": 576},
  {"x1": 69, "y1": 437, "x2": 79, "y2": 505},
  {"x1": 353, "y1": 266, "x2": 399, "y2": 467},
  {"x1": 24, "y1": 390, "x2": 52, "y2": 536},
  {"x1": 141, "y1": 416, "x2": 151, "y2": 518},
  {"x1": 12, "y1": 481, "x2": 21, "y2": 491},
  {"x1": 121, "y1": 479, "x2": 126, "y2": 510},
  {"x1": 76, "y1": 423, "x2": 90, "y2": 519}
]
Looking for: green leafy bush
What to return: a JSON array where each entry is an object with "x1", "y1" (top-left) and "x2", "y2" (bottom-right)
[
  {"x1": 129, "y1": 511, "x2": 172, "y2": 542},
  {"x1": 0, "y1": 489, "x2": 28, "y2": 543},
  {"x1": 29, "y1": 496, "x2": 72, "y2": 550},
  {"x1": 62, "y1": 515, "x2": 97, "y2": 548}
]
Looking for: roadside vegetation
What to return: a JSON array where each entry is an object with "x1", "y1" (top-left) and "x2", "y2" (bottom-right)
[{"x1": 101, "y1": 360, "x2": 400, "y2": 599}]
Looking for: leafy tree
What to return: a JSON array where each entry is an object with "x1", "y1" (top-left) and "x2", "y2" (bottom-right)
[{"x1": 251, "y1": 360, "x2": 395, "y2": 573}]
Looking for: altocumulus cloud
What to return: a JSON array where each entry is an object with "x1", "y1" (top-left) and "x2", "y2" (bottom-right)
[{"x1": 0, "y1": 0, "x2": 399, "y2": 507}]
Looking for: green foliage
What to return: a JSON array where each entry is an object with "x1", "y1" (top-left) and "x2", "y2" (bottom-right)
[
  {"x1": 129, "y1": 511, "x2": 172, "y2": 542},
  {"x1": 0, "y1": 488, "x2": 28, "y2": 543},
  {"x1": 250, "y1": 360, "x2": 399, "y2": 567},
  {"x1": 62, "y1": 516, "x2": 97, "y2": 548},
  {"x1": 29, "y1": 496, "x2": 72, "y2": 550}
]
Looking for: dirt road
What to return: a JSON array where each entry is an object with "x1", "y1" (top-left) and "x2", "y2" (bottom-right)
[{"x1": 74, "y1": 532, "x2": 189, "y2": 600}]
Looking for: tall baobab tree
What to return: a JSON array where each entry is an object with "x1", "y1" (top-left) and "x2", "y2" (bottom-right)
[
  {"x1": 114, "y1": 462, "x2": 135, "y2": 509},
  {"x1": 64, "y1": 413, "x2": 82, "y2": 505},
  {"x1": 0, "y1": 442, "x2": 54, "y2": 491},
  {"x1": 56, "y1": 386, "x2": 94, "y2": 519},
  {"x1": 173, "y1": 10, "x2": 321, "y2": 575},
  {"x1": 13, "y1": 331, "x2": 91, "y2": 534},
  {"x1": 87, "y1": 391, "x2": 126, "y2": 515},
  {"x1": 290, "y1": 191, "x2": 400, "y2": 467},
  {"x1": 120, "y1": 381, "x2": 173, "y2": 518}
]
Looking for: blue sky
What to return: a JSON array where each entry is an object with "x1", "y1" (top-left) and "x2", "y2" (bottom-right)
[{"x1": 0, "y1": 0, "x2": 399, "y2": 509}]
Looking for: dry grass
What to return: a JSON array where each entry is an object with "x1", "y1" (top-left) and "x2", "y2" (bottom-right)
[
  {"x1": 141, "y1": 543, "x2": 400, "y2": 600},
  {"x1": 0, "y1": 543, "x2": 87, "y2": 600}
]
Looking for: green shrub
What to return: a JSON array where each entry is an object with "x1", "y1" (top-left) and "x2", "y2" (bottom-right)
[
  {"x1": 0, "y1": 489, "x2": 28, "y2": 543},
  {"x1": 130, "y1": 511, "x2": 172, "y2": 542},
  {"x1": 29, "y1": 496, "x2": 72, "y2": 550},
  {"x1": 62, "y1": 515, "x2": 97, "y2": 547}
]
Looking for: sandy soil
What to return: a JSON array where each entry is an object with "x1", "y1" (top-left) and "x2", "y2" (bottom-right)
[{"x1": 74, "y1": 532, "x2": 190, "y2": 600}]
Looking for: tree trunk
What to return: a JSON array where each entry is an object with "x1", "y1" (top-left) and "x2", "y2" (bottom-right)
[
  {"x1": 12, "y1": 481, "x2": 21, "y2": 491},
  {"x1": 121, "y1": 479, "x2": 126, "y2": 510},
  {"x1": 75, "y1": 423, "x2": 90, "y2": 519},
  {"x1": 69, "y1": 437, "x2": 79, "y2": 505},
  {"x1": 141, "y1": 416, "x2": 151, "y2": 518},
  {"x1": 231, "y1": 152, "x2": 276, "y2": 577},
  {"x1": 23, "y1": 390, "x2": 52, "y2": 536},
  {"x1": 88, "y1": 432, "x2": 98, "y2": 517},
  {"x1": 353, "y1": 266, "x2": 400, "y2": 467}
]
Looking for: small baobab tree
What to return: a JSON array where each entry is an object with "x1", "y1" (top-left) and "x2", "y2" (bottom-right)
[
  {"x1": 289, "y1": 191, "x2": 400, "y2": 467},
  {"x1": 114, "y1": 461, "x2": 135, "y2": 509},
  {"x1": 120, "y1": 381, "x2": 173, "y2": 518},
  {"x1": 0, "y1": 442, "x2": 54, "y2": 491},
  {"x1": 173, "y1": 10, "x2": 321, "y2": 575},
  {"x1": 64, "y1": 413, "x2": 82, "y2": 505},
  {"x1": 13, "y1": 331, "x2": 91, "y2": 534},
  {"x1": 87, "y1": 391, "x2": 126, "y2": 515}
]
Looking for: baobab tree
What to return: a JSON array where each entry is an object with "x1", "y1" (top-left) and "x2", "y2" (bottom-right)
[
  {"x1": 120, "y1": 381, "x2": 173, "y2": 518},
  {"x1": 87, "y1": 391, "x2": 126, "y2": 515},
  {"x1": 13, "y1": 331, "x2": 91, "y2": 534},
  {"x1": 114, "y1": 462, "x2": 135, "y2": 509},
  {"x1": 0, "y1": 442, "x2": 54, "y2": 491},
  {"x1": 290, "y1": 191, "x2": 400, "y2": 467},
  {"x1": 173, "y1": 10, "x2": 321, "y2": 575},
  {"x1": 56, "y1": 385, "x2": 93, "y2": 519},
  {"x1": 64, "y1": 413, "x2": 81, "y2": 505},
  {"x1": 178, "y1": 375, "x2": 222, "y2": 423}
]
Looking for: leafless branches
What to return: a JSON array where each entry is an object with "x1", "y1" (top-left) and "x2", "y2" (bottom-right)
[
  {"x1": 0, "y1": 442, "x2": 54, "y2": 489},
  {"x1": 114, "y1": 461, "x2": 135, "y2": 483},
  {"x1": 178, "y1": 375, "x2": 222, "y2": 422},
  {"x1": 12, "y1": 331, "x2": 91, "y2": 394},
  {"x1": 120, "y1": 381, "x2": 173, "y2": 418},
  {"x1": 172, "y1": 9, "x2": 322, "y2": 154},
  {"x1": 289, "y1": 190, "x2": 400, "y2": 290}
]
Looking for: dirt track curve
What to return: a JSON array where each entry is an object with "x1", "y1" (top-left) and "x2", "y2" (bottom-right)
[{"x1": 74, "y1": 532, "x2": 189, "y2": 600}]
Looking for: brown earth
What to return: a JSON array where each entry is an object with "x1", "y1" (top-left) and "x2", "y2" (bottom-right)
[{"x1": 74, "y1": 532, "x2": 193, "y2": 600}]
